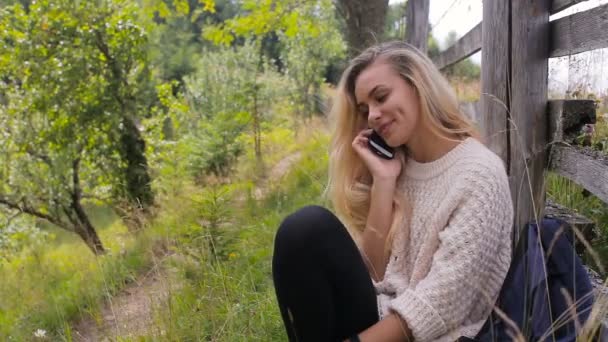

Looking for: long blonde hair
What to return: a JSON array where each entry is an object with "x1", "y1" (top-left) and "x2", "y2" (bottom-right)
[{"x1": 328, "y1": 41, "x2": 480, "y2": 252}]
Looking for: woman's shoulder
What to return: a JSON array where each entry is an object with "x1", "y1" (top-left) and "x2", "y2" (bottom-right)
[
  {"x1": 447, "y1": 138, "x2": 511, "y2": 191},
  {"x1": 404, "y1": 137, "x2": 506, "y2": 182},
  {"x1": 453, "y1": 138, "x2": 507, "y2": 175}
]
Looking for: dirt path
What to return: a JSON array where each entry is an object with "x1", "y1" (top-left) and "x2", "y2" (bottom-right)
[
  {"x1": 71, "y1": 257, "x2": 176, "y2": 341},
  {"x1": 71, "y1": 151, "x2": 303, "y2": 341}
]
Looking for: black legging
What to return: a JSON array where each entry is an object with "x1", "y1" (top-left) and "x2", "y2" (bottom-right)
[{"x1": 272, "y1": 205, "x2": 379, "y2": 342}]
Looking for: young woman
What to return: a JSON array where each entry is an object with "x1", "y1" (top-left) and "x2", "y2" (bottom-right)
[{"x1": 272, "y1": 41, "x2": 514, "y2": 342}]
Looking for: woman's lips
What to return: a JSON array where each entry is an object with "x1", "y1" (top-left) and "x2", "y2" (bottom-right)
[{"x1": 378, "y1": 122, "x2": 392, "y2": 137}]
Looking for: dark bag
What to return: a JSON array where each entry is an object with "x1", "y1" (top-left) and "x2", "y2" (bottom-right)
[{"x1": 473, "y1": 218, "x2": 603, "y2": 341}]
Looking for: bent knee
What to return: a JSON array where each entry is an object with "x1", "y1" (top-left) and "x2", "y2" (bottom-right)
[{"x1": 274, "y1": 205, "x2": 341, "y2": 252}]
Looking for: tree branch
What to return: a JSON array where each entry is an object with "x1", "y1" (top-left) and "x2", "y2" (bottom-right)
[
  {"x1": 3, "y1": 211, "x2": 22, "y2": 227},
  {"x1": 0, "y1": 195, "x2": 72, "y2": 231},
  {"x1": 62, "y1": 205, "x2": 78, "y2": 227},
  {"x1": 25, "y1": 146, "x2": 52, "y2": 166},
  {"x1": 72, "y1": 156, "x2": 82, "y2": 203},
  {"x1": 93, "y1": 29, "x2": 138, "y2": 117}
]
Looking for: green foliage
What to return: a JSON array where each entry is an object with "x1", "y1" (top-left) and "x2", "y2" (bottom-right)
[
  {"x1": 190, "y1": 0, "x2": 346, "y2": 175},
  {"x1": 0, "y1": 218, "x2": 152, "y2": 340},
  {"x1": 202, "y1": 0, "x2": 313, "y2": 46},
  {"x1": 194, "y1": 184, "x2": 235, "y2": 259},
  {"x1": 382, "y1": 2, "x2": 440, "y2": 75},
  {"x1": 262, "y1": 133, "x2": 330, "y2": 211},
  {"x1": 0, "y1": 216, "x2": 52, "y2": 261},
  {"x1": 592, "y1": 105, "x2": 608, "y2": 153},
  {"x1": 546, "y1": 172, "x2": 608, "y2": 273},
  {"x1": 427, "y1": 35, "x2": 441, "y2": 59},
  {"x1": 182, "y1": 42, "x2": 290, "y2": 178},
  {"x1": 0, "y1": 0, "x2": 348, "y2": 338},
  {"x1": 0, "y1": 0, "x2": 160, "y2": 251},
  {"x1": 279, "y1": 0, "x2": 346, "y2": 118},
  {"x1": 144, "y1": 0, "x2": 239, "y2": 85},
  {"x1": 200, "y1": 0, "x2": 331, "y2": 58},
  {"x1": 150, "y1": 130, "x2": 330, "y2": 340}
]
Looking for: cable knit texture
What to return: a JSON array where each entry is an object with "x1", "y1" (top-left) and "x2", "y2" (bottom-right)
[{"x1": 374, "y1": 137, "x2": 513, "y2": 342}]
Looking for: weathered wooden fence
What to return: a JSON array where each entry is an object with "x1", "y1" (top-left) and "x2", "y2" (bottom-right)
[{"x1": 407, "y1": 0, "x2": 608, "y2": 247}]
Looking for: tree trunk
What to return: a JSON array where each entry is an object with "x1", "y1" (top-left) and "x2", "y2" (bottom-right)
[
  {"x1": 120, "y1": 117, "x2": 154, "y2": 210},
  {"x1": 405, "y1": 0, "x2": 430, "y2": 53},
  {"x1": 73, "y1": 218, "x2": 105, "y2": 255},
  {"x1": 336, "y1": 0, "x2": 390, "y2": 57},
  {"x1": 94, "y1": 31, "x2": 154, "y2": 212},
  {"x1": 71, "y1": 157, "x2": 105, "y2": 254}
]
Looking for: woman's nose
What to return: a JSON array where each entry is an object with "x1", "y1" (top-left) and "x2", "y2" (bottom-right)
[{"x1": 368, "y1": 107, "x2": 381, "y2": 123}]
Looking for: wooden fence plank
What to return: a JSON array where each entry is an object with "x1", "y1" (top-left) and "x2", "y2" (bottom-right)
[
  {"x1": 550, "y1": 145, "x2": 608, "y2": 204},
  {"x1": 510, "y1": 0, "x2": 551, "y2": 232},
  {"x1": 550, "y1": 3, "x2": 608, "y2": 57},
  {"x1": 405, "y1": 0, "x2": 430, "y2": 53},
  {"x1": 433, "y1": 23, "x2": 482, "y2": 70},
  {"x1": 481, "y1": 1, "x2": 509, "y2": 163},
  {"x1": 548, "y1": 100, "x2": 596, "y2": 142},
  {"x1": 551, "y1": 0, "x2": 589, "y2": 14},
  {"x1": 544, "y1": 199, "x2": 596, "y2": 255}
]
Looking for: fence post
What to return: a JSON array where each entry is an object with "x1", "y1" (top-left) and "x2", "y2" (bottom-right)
[
  {"x1": 510, "y1": 0, "x2": 550, "y2": 235},
  {"x1": 405, "y1": 0, "x2": 430, "y2": 53},
  {"x1": 481, "y1": 2, "x2": 510, "y2": 163}
]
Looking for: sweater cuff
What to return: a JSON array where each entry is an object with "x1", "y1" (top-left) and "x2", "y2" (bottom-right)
[{"x1": 388, "y1": 289, "x2": 447, "y2": 342}]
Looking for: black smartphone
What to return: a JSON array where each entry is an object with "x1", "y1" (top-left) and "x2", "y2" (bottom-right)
[{"x1": 368, "y1": 130, "x2": 395, "y2": 160}]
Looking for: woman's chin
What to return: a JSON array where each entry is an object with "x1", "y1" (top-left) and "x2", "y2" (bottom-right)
[{"x1": 386, "y1": 137, "x2": 403, "y2": 148}]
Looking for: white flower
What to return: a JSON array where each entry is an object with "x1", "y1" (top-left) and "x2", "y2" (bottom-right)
[{"x1": 33, "y1": 329, "x2": 47, "y2": 338}]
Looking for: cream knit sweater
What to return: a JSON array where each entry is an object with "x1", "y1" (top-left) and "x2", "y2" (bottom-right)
[{"x1": 374, "y1": 137, "x2": 513, "y2": 342}]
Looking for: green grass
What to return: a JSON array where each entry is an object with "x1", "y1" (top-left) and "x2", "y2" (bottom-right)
[
  {"x1": 0, "y1": 213, "x2": 155, "y2": 341},
  {"x1": 143, "y1": 132, "x2": 331, "y2": 341},
  {"x1": 0, "y1": 114, "x2": 328, "y2": 341},
  {"x1": 545, "y1": 111, "x2": 608, "y2": 273},
  {"x1": 546, "y1": 172, "x2": 608, "y2": 272},
  {"x1": 3, "y1": 104, "x2": 606, "y2": 341}
]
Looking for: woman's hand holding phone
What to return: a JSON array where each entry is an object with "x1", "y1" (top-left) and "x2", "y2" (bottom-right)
[{"x1": 352, "y1": 128, "x2": 402, "y2": 183}]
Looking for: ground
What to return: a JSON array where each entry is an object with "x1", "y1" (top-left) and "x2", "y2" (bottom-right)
[{"x1": 71, "y1": 152, "x2": 303, "y2": 341}]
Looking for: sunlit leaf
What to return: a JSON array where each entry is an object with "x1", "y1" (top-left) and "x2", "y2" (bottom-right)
[
  {"x1": 200, "y1": 0, "x2": 216, "y2": 13},
  {"x1": 173, "y1": 0, "x2": 190, "y2": 16}
]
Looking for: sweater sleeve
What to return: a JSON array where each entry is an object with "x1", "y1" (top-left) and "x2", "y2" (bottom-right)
[{"x1": 388, "y1": 170, "x2": 513, "y2": 341}]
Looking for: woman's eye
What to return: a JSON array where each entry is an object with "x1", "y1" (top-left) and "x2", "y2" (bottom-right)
[
  {"x1": 376, "y1": 94, "x2": 387, "y2": 103},
  {"x1": 358, "y1": 105, "x2": 369, "y2": 116}
]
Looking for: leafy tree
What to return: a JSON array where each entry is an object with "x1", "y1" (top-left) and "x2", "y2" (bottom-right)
[
  {"x1": 145, "y1": 0, "x2": 239, "y2": 87},
  {"x1": 0, "y1": 0, "x2": 158, "y2": 253},
  {"x1": 182, "y1": 42, "x2": 288, "y2": 179},
  {"x1": 201, "y1": 0, "x2": 327, "y2": 170},
  {"x1": 0, "y1": 214, "x2": 51, "y2": 261},
  {"x1": 0, "y1": 0, "x2": 29, "y2": 8},
  {"x1": 279, "y1": 0, "x2": 345, "y2": 120}
]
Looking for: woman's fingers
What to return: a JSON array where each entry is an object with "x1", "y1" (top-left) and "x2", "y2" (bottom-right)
[
  {"x1": 351, "y1": 129, "x2": 402, "y2": 181},
  {"x1": 353, "y1": 129, "x2": 373, "y2": 146},
  {"x1": 360, "y1": 128, "x2": 373, "y2": 137},
  {"x1": 352, "y1": 135, "x2": 369, "y2": 151}
]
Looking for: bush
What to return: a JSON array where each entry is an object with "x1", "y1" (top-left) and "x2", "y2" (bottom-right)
[{"x1": 182, "y1": 42, "x2": 292, "y2": 180}]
